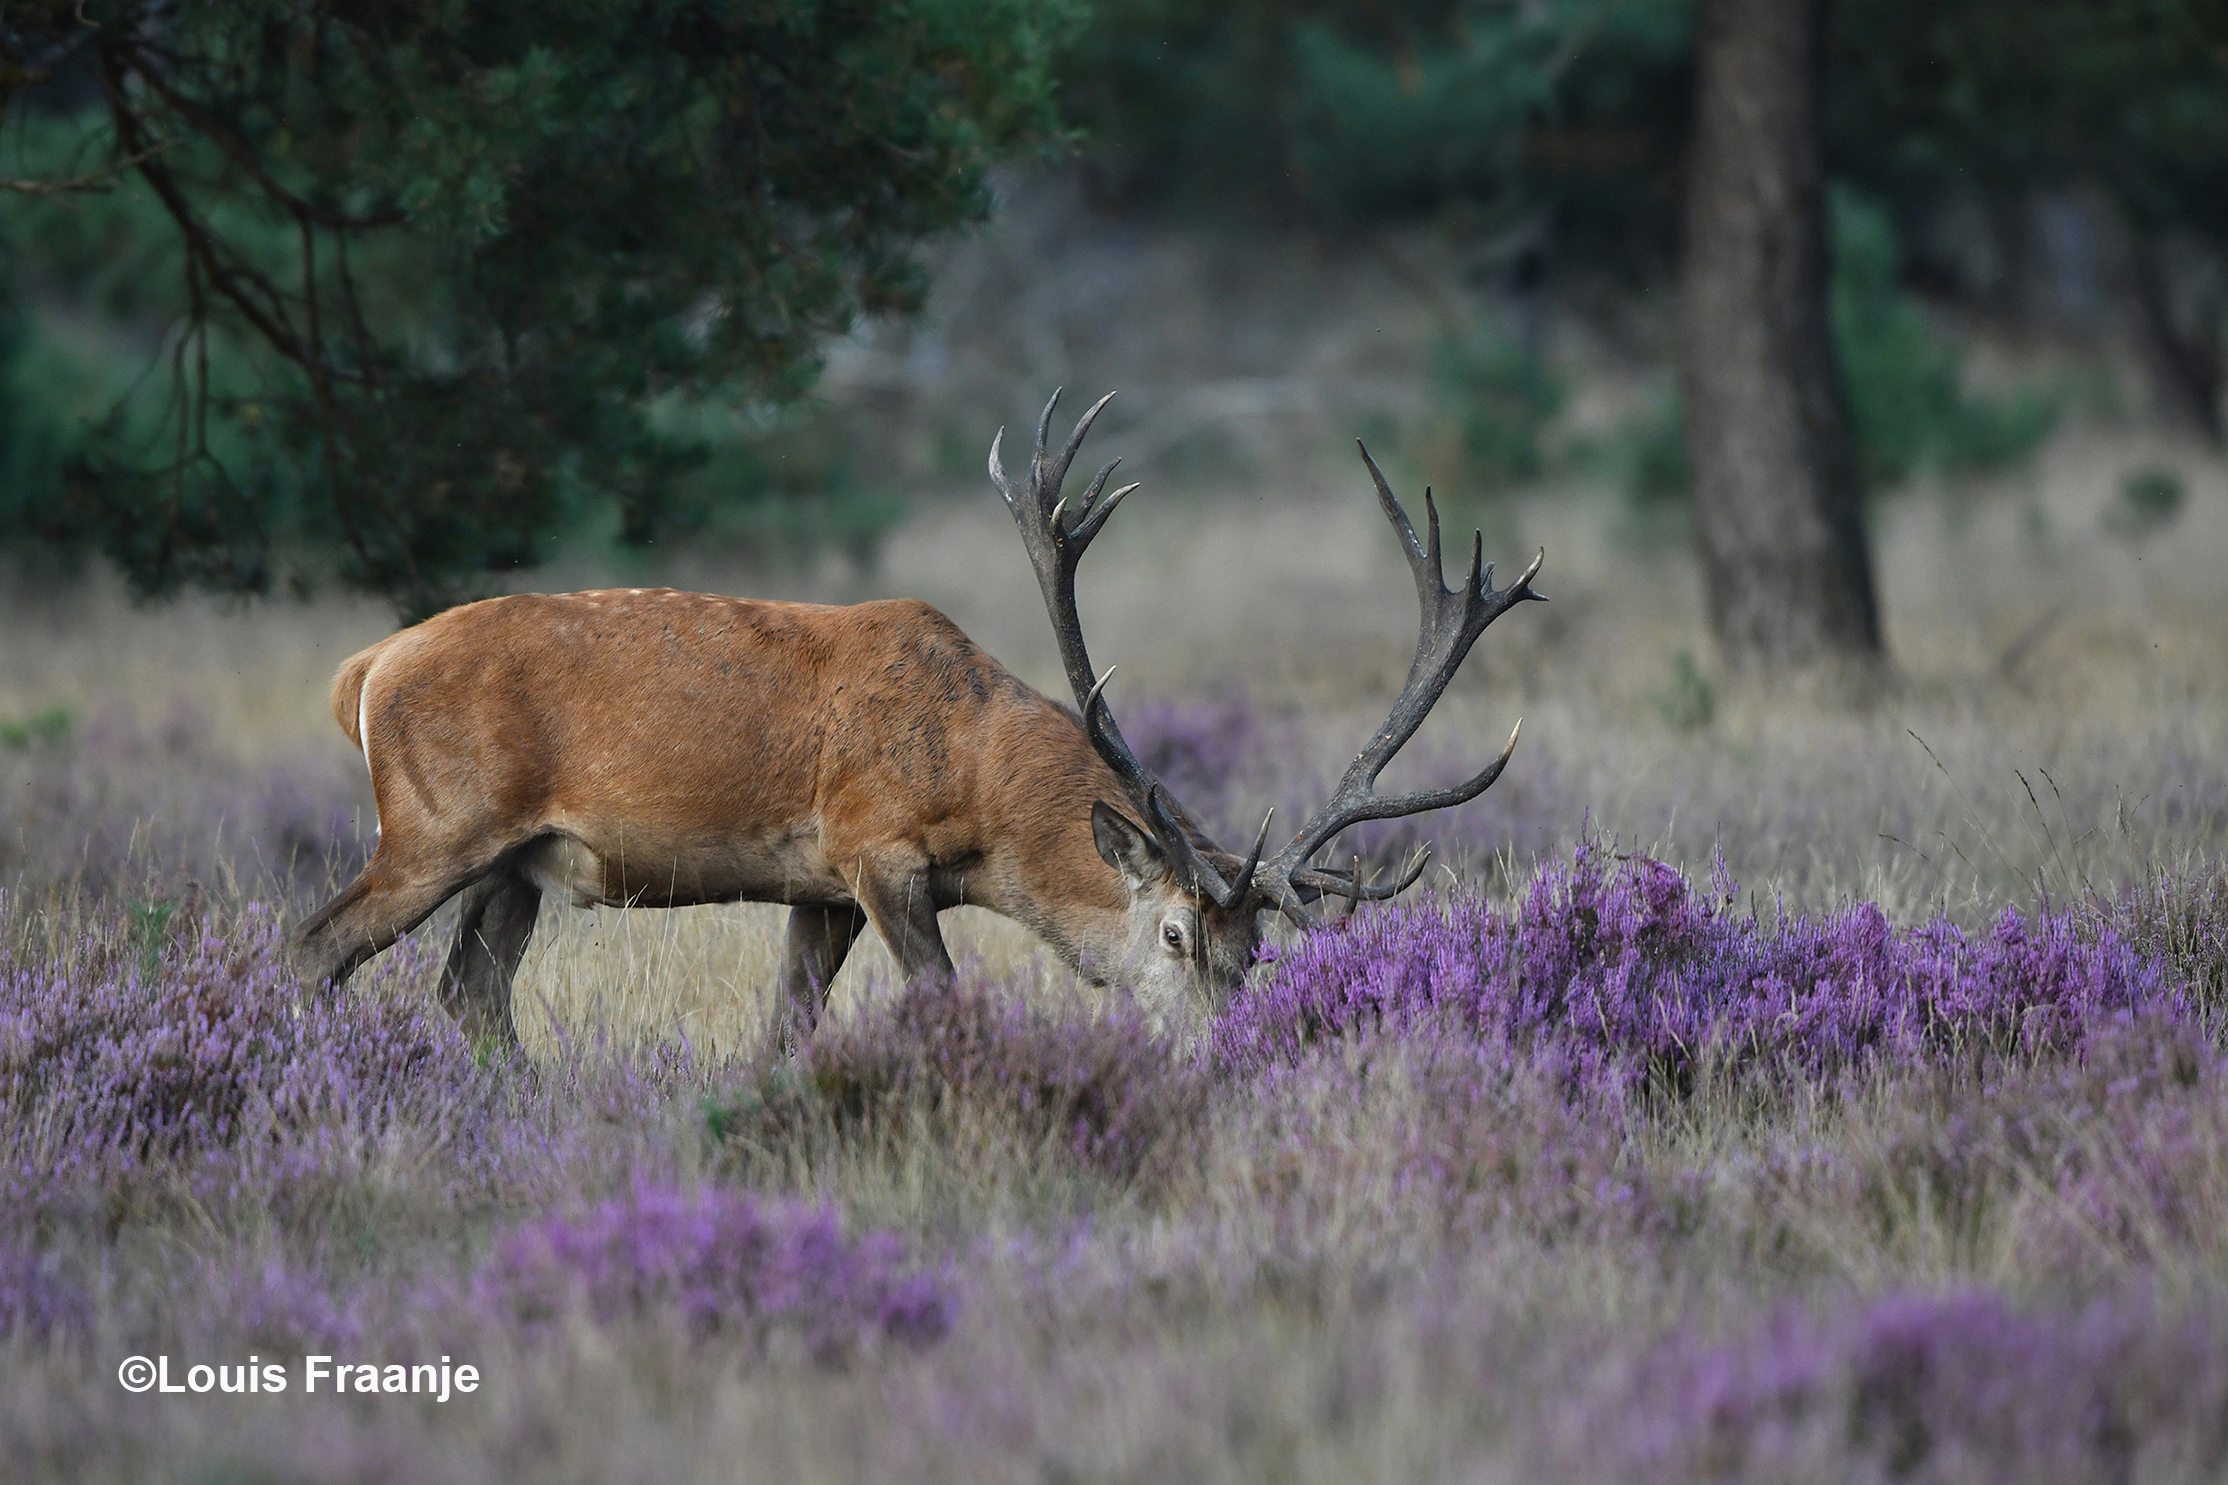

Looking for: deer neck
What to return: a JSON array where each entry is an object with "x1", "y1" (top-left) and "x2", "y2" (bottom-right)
[{"x1": 971, "y1": 713, "x2": 1138, "y2": 985}]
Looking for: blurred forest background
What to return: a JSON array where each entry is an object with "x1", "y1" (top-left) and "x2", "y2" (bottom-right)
[{"x1": 0, "y1": 0, "x2": 2220, "y2": 632}]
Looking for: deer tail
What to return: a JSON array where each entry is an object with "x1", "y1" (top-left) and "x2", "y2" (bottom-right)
[{"x1": 330, "y1": 643, "x2": 384, "y2": 753}]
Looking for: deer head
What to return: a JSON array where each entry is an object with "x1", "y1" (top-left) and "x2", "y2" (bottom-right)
[{"x1": 991, "y1": 389, "x2": 1545, "y2": 1011}]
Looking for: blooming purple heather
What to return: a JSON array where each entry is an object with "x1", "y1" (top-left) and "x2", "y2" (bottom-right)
[
  {"x1": 0, "y1": 1245, "x2": 87, "y2": 1342},
  {"x1": 1570, "y1": 1288, "x2": 2228, "y2": 1481},
  {"x1": 475, "y1": 1184, "x2": 951, "y2": 1362},
  {"x1": 0, "y1": 904, "x2": 475, "y2": 1207},
  {"x1": 1217, "y1": 840, "x2": 2171, "y2": 1087}
]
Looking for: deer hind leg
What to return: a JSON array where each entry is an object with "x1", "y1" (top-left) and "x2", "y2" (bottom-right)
[
  {"x1": 439, "y1": 867, "x2": 542, "y2": 1048},
  {"x1": 777, "y1": 904, "x2": 868, "y2": 1045},
  {"x1": 292, "y1": 836, "x2": 516, "y2": 994}
]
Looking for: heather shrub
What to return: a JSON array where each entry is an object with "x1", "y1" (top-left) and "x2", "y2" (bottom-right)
[
  {"x1": 183, "y1": 1261, "x2": 366, "y2": 1355},
  {"x1": 1564, "y1": 1289, "x2": 2228, "y2": 1483},
  {"x1": 472, "y1": 1184, "x2": 950, "y2": 1365},
  {"x1": 0, "y1": 903, "x2": 477, "y2": 1207},
  {"x1": 1557, "y1": 1013, "x2": 2228, "y2": 1289},
  {"x1": 2005, "y1": 1017, "x2": 2228, "y2": 1277},
  {"x1": 1219, "y1": 841, "x2": 2170, "y2": 1094},
  {"x1": 2105, "y1": 858, "x2": 2228, "y2": 1016},
  {"x1": 0, "y1": 701, "x2": 370, "y2": 900},
  {"x1": 0, "y1": 1245, "x2": 87, "y2": 1342},
  {"x1": 710, "y1": 971, "x2": 1211, "y2": 1195},
  {"x1": 1230, "y1": 1028, "x2": 1662, "y2": 1254}
]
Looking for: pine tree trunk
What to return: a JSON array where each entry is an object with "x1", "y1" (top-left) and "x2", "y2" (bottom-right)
[
  {"x1": 1679, "y1": 0, "x2": 1882, "y2": 672},
  {"x1": 2131, "y1": 227, "x2": 2227, "y2": 446}
]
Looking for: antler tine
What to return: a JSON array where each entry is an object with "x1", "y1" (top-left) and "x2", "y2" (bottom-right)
[
  {"x1": 1290, "y1": 846, "x2": 1431, "y2": 903},
  {"x1": 1515, "y1": 544, "x2": 1546, "y2": 594},
  {"x1": 1074, "y1": 480, "x2": 1141, "y2": 546},
  {"x1": 1072, "y1": 663, "x2": 1156, "y2": 820},
  {"x1": 1031, "y1": 387, "x2": 1063, "y2": 468},
  {"x1": 1390, "y1": 846, "x2": 1430, "y2": 895},
  {"x1": 1255, "y1": 440, "x2": 1543, "y2": 924},
  {"x1": 1423, "y1": 486, "x2": 1443, "y2": 582},
  {"x1": 1026, "y1": 388, "x2": 1120, "y2": 522},
  {"x1": 1057, "y1": 457, "x2": 1120, "y2": 534},
  {"x1": 988, "y1": 425, "x2": 1014, "y2": 503},
  {"x1": 1047, "y1": 390, "x2": 1119, "y2": 491},
  {"x1": 1147, "y1": 786, "x2": 1240, "y2": 906},
  {"x1": 1224, "y1": 807, "x2": 1273, "y2": 903},
  {"x1": 995, "y1": 389, "x2": 1251, "y2": 908},
  {"x1": 1359, "y1": 440, "x2": 1428, "y2": 573},
  {"x1": 1083, "y1": 664, "x2": 1117, "y2": 721}
]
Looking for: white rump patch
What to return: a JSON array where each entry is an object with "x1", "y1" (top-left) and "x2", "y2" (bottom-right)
[{"x1": 358, "y1": 689, "x2": 379, "y2": 839}]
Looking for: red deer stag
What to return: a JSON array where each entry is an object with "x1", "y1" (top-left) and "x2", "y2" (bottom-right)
[{"x1": 292, "y1": 391, "x2": 1545, "y2": 1043}]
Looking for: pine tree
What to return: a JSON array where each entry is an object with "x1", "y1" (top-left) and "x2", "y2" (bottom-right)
[{"x1": 0, "y1": 0, "x2": 1077, "y2": 617}]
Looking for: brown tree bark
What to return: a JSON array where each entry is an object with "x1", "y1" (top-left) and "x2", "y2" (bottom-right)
[
  {"x1": 1679, "y1": 0, "x2": 1882, "y2": 672},
  {"x1": 2131, "y1": 227, "x2": 2227, "y2": 446}
]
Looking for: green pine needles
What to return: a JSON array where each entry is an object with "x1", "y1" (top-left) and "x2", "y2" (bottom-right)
[{"x1": 0, "y1": 0, "x2": 1079, "y2": 618}]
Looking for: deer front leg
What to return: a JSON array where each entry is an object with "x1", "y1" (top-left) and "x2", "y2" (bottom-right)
[
  {"x1": 853, "y1": 863, "x2": 955, "y2": 991},
  {"x1": 777, "y1": 904, "x2": 868, "y2": 1044}
]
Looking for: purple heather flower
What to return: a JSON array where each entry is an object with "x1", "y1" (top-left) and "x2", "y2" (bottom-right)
[
  {"x1": 475, "y1": 1184, "x2": 951, "y2": 1363},
  {"x1": 1218, "y1": 839, "x2": 2174, "y2": 1091}
]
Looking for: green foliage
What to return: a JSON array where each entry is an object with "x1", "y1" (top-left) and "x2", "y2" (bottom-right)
[
  {"x1": 1830, "y1": 190, "x2": 2059, "y2": 488},
  {"x1": 1830, "y1": 0, "x2": 2228, "y2": 237},
  {"x1": 2106, "y1": 465, "x2": 2187, "y2": 543},
  {"x1": 1283, "y1": 12, "x2": 1561, "y2": 219},
  {"x1": 1072, "y1": 0, "x2": 2228, "y2": 277},
  {"x1": 125, "y1": 898, "x2": 177, "y2": 978},
  {"x1": 1065, "y1": 0, "x2": 1692, "y2": 254},
  {"x1": 650, "y1": 398, "x2": 912, "y2": 570},
  {"x1": 1429, "y1": 324, "x2": 1564, "y2": 491},
  {"x1": 1621, "y1": 390, "x2": 1690, "y2": 509},
  {"x1": 1651, "y1": 650, "x2": 1714, "y2": 732},
  {"x1": 0, "y1": 0, "x2": 1078, "y2": 618},
  {"x1": 0, "y1": 705, "x2": 71, "y2": 751}
]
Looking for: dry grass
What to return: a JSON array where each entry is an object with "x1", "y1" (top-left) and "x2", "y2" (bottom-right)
[{"x1": 511, "y1": 902, "x2": 1080, "y2": 1057}]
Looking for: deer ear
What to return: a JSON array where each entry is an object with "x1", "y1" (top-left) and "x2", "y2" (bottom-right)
[{"x1": 1092, "y1": 801, "x2": 1168, "y2": 888}]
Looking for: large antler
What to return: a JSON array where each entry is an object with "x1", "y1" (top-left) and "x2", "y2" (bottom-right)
[
  {"x1": 1254, "y1": 444, "x2": 1546, "y2": 925},
  {"x1": 990, "y1": 390, "x2": 1274, "y2": 909},
  {"x1": 993, "y1": 394, "x2": 1541, "y2": 927}
]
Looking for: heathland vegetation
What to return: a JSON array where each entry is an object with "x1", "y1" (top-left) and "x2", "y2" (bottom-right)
[
  {"x1": 5, "y1": 1, "x2": 2228, "y2": 1479},
  {"x1": 3, "y1": 442, "x2": 2225, "y2": 1475}
]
